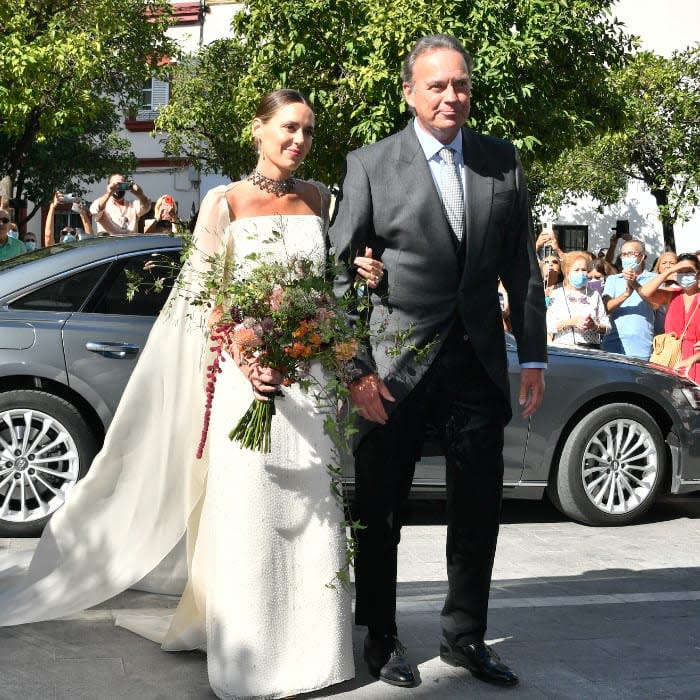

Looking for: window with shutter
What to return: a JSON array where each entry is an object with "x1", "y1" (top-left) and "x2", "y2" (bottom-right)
[{"x1": 135, "y1": 78, "x2": 170, "y2": 121}]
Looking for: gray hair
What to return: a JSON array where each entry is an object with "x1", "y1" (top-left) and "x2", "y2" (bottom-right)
[
  {"x1": 401, "y1": 34, "x2": 473, "y2": 88},
  {"x1": 622, "y1": 239, "x2": 646, "y2": 254}
]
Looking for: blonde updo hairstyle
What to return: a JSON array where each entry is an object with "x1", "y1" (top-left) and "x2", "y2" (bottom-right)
[{"x1": 252, "y1": 89, "x2": 314, "y2": 154}]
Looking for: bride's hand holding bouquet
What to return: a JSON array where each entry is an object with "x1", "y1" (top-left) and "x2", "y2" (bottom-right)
[{"x1": 195, "y1": 249, "x2": 372, "y2": 457}]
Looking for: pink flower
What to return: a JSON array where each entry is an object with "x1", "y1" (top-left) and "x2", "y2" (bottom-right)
[
  {"x1": 315, "y1": 307, "x2": 335, "y2": 322},
  {"x1": 233, "y1": 321, "x2": 263, "y2": 347},
  {"x1": 269, "y1": 285, "x2": 285, "y2": 311}
]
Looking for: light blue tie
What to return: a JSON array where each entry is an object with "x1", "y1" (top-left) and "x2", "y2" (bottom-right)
[{"x1": 439, "y1": 146, "x2": 464, "y2": 242}]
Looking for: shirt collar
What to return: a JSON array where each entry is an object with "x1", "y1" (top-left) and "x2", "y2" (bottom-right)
[{"x1": 412, "y1": 119, "x2": 463, "y2": 161}]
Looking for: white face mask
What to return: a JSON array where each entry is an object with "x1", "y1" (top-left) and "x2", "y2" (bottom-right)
[{"x1": 678, "y1": 272, "x2": 698, "y2": 289}]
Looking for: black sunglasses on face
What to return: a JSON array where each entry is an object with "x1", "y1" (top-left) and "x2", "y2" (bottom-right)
[{"x1": 0, "y1": 217, "x2": 10, "y2": 224}]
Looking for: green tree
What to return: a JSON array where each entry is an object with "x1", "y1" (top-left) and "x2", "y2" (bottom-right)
[
  {"x1": 536, "y1": 47, "x2": 700, "y2": 251},
  {"x1": 157, "y1": 0, "x2": 632, "y2": 184},
  {"x1": 0, "y1": 0, "x2": 176, "y2": 223}
]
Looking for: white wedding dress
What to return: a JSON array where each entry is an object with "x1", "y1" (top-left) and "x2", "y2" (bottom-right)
[{"x1": 0, "y1": 184, "x2": 354, "y2": 700}]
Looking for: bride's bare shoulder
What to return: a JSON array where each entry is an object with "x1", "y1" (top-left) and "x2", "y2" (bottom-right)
[{"x1": 296, "y1": 179, "x2": 327, "y2": 217}]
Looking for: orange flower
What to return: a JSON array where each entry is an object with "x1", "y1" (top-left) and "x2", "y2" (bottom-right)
[
  {"x1": 333, "y1": 339, "x2": 359, "y2": 361},
  {"x1": 233, "y1": 324, "x2": 262, "y2": 347}
]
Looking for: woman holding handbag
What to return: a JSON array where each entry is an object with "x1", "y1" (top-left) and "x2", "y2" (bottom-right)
[{"x1": 640, "y1": 253, "x2": 700, "y2": 382}]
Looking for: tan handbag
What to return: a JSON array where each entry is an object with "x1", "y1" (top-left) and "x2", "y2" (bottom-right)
[
  {"x1": 649, "y1": 332, "x2": 682, "y2": 367},
  {"x1": 650, "y1": 302, "x2": 698, "y2": 368}
]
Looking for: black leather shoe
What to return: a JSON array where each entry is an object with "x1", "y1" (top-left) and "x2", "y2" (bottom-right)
[
  {"x1": 364, "y1": 634, "x2": 417, "y2": 687},
  {"x1": 440, "y1": 639, "x2": 519, "y2": 686}
]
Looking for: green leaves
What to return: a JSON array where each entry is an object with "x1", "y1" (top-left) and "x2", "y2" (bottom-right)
[
  {"x1": 0, "y1": 0, "x2": 177, "y2": 220},
  {"x1": 536, "y1": 46, "x2": 700, "y2": 250},
  {"x1": 158, "y1": 0, "x2": 632, "y2": 185}
]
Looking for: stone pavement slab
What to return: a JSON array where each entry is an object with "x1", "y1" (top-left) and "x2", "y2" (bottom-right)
[{"x1": 1, "y1": 496, "x2": 699, "y2": 699}]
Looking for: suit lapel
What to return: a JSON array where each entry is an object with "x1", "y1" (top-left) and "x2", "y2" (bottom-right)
[
  {"x1": 398, "y1": 122, "x2": 459, "y2": 252},
  {"x1": 462, "y1": 128, "x2": 492, "y2": 277}
]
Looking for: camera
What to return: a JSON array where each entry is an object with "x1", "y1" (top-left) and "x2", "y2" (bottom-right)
[
  {"x1": 61, "y1": 193, "x2": 78, "y2": 204},
  {"x1": 116, "y1": 181, "x2": 133, "y2": 192}
]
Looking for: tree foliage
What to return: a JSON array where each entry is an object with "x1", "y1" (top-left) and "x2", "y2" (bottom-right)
[
  {"x1": 0, "y1": 0, "x2": 176, "y2": 221},
  {"x1": 535, "y1": 47, "x2": 700, "y2": 251},
  {"x1": 157, "y1": 0, "x2": 633, "y2": 184}
]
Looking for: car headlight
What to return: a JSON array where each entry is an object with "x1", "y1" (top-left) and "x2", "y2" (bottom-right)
[{"x1": 681, "y1": 384, "x2": 700, "y2": 409}]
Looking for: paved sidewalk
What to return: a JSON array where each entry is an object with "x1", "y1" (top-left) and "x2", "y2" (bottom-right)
[{"x1": 2, "y1": 496, "x2": 700, "y2": 699}]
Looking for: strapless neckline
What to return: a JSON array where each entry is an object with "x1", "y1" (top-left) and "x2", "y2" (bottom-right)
[{"x1": 231, "y1": 214, "x2": 322, "y2": 226}]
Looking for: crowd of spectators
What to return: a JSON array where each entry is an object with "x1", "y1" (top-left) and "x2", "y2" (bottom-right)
[
  {"x1": 528, "y1": 222, "x2": 700, "y2": 383},
  {"x1": 0, "y1": 174, "x2": 181, "y2": 262}
]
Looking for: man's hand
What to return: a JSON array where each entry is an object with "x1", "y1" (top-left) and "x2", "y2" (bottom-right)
[
  {"x1": 519, "y1": 368, "x2": 545, "y2": 418},
  {"x1": 349, "y1": 373, "x2": 395, "y2": 424},
  {"x1": 623, "y1": 266, "x2": 639, "y2": 289}
]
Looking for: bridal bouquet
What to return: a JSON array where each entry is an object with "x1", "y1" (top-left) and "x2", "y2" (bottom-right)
[{"x1": 195, "y1": 253, "x2": 365, "y2": 458}]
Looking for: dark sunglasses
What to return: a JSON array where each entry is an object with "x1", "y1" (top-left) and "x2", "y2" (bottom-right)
[{"x1": 0, "y1": 217, "x2": 10, "y2": 224}]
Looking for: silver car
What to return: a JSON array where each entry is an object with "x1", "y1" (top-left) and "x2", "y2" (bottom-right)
[
  {"x1": 1, "y1": 237, "x2": 700, "y2": 534},
  {"x1": 0, "y1": 236, "x2": 181, "y2": 535}
]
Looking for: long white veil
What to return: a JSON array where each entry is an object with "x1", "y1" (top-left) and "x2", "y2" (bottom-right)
[{"x1": 0, "y1": 186, "x2": 231, "y2": 627}]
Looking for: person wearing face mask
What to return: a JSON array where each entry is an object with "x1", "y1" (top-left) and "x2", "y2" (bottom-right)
[
  {"x1": 601, "y1": 239, "x2": 658, "y2": 359},
  {"x1": 43, "y1": 191, "x2": 93, "y2": 246},
  {"x1": 0, "y1": 209, "x2": 27, "y2": 260},
  {"x1": 89, "y1": 173, "x2": 151, "y2": 235},
  {"x1": 20, "y1": 231, "x2": 37, "y2": 252},
  {"x1": 546, "y1": 251, "x2": 609, "y2": 348},
  {"x1": 640, "y1": 253, "x2": 700, "y2": 382}
]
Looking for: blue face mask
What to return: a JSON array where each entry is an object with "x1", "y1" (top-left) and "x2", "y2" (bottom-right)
[
  {"x1": 24, "y1": 241, "x2": 36, "y2": 252},
  {"x1": 569, "y1": 271, "x2": 589, "y2": 289},
  {"x1": 678, "y1": 273, "x2": 698, "y2": 289},
  {"x1": 8, "y1": 229, "x2": 19, "y2": 239},
  {"x1": 621, "y1": 256, "x2": 639, "y2": 271}
]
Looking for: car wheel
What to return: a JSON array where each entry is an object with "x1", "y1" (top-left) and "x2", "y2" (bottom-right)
[
  {"x1": 0, "y1": 390, "x2": 98, "y2": 536},
  {"x1": 555, "y1": 403, "x2": 666, "y2": 526}
]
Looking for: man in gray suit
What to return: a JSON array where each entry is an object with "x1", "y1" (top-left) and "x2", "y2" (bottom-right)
[{"x1": 330, "y1": 34, "x2": 546, "y2": 688}]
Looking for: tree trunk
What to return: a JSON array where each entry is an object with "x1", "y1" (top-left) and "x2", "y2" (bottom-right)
[{"x1": 650, "y1": 187, "x2": 676, "y2": 252}]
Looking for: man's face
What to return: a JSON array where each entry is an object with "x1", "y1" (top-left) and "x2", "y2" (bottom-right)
[
  {"x1": 620, "y1": 242, "x2": 645, "y2": 269},
  {"x1": 0, "y1": 210, "x2": 10, "y2": 243},
  {"x1": 403, "y1": 48, "x2": 471, "y2": 144},
  {"x1": 110, "y1": 174, "x2": 127, "y2": 201}
]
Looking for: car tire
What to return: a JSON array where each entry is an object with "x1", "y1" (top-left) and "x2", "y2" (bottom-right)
[
  {"x1": 555, "y1": 403, "x2": 666, "y2": 526},
  {"x1": 0, "y1": 390, "x2": 98, "y2": 536}
]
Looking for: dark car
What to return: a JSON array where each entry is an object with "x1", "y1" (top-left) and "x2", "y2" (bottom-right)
[
  {"x1": 414, "y1": 339, "x2": 700, "y2": 526},
  {"x1": 1, "y1": 237, "x2": 699, "y2": 535}
]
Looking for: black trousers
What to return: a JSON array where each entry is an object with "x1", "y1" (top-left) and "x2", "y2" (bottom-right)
[{"x1": 353, "y1": 324, "x2": 509, "y2": 645}]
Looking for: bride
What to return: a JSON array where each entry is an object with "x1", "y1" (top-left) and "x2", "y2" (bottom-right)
[{"x1": 0, "y1": 89, "x2": 384, "y2": 699}]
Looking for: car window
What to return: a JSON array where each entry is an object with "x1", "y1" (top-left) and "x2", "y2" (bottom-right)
[
  {"x1": 86, "y1": 251, "x2": 180, "y2": 316},
  {"x1": 9, "y1": 264, "x2": 111, "y2": 312}
]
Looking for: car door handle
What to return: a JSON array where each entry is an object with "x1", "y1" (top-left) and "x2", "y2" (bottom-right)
[{"x1": 85, "y1": 341, "x2": 140, "y2": 358}]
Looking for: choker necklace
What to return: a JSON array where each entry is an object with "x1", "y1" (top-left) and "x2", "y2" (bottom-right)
[{"x1": 247, "y1": 170, "x2": 295, "y2": 197}]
